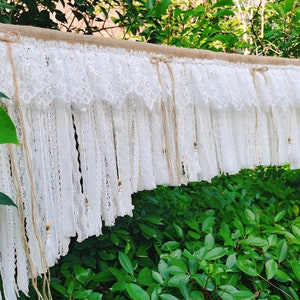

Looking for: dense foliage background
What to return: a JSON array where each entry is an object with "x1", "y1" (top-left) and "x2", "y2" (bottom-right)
[
  {"x1": 0, "y1": 0, "x2": 299, "y2": 56},
  {"x1": 1, "y1": 0, "x2": 300, "y2": 299}
]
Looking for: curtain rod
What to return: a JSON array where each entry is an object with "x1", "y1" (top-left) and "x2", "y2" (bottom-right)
[{"x1": 0, "y1": 23, "x2": 300, "y2": 66}]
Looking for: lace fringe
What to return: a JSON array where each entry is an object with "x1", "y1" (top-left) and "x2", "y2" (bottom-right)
[{"x1": 0, "y1": 29, "x2": 299, "y2": 300}]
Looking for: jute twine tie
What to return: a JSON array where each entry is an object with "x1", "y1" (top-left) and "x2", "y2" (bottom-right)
[
  {"x1": 0, "y1": 31, "x2": 20, "y2": 43},
  {"x1": 150, "y1": 55, "x2": 181, "y2": 184},
  {"x1": 250, "y1": 66, "x2": 269, "y2": 87},
  {"x1": 250, "y1": 66, "x2": 279, "y2": 163},
  {"x1": 0, "y1": 30, "x2": 52, "y2": 300}
]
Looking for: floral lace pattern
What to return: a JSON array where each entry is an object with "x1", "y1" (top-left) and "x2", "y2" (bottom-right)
[{"x1": 0, "y1": 34, "x2": 300, "y2": 299}]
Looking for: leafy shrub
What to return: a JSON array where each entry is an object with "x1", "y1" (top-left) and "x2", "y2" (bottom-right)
[
  {"x1": 18, "y1": 166, "x2": 300, "y2": 300},
  {"x1": 1, "y1": 0, "x2": 299, "y2": 56}
]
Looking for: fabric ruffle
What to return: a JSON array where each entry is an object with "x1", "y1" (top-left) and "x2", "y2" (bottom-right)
[{"x1": 0, "y1": 31, "x2": 299, "y2": 300}]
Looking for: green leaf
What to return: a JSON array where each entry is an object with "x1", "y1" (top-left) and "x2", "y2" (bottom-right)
[
  {"x1": 167, "y1": 265, "x2": 184, "y2": 275},
  {"x1": 284, "y1": 231, "x2": 298, "y2": 241},
  {"x1": 74, "y1": 265, "x2": 92, "y2": 284},
  {"x1": 51, "y1": 283, "x2": 69, "y2": 298},
  {"x1": 269, "y1": 3, "x2": 285, "y2": 18},
  {"x1": 88, "y1": 292, "x2": 103, "y2": 300},
  {"x1": 0, "y1": 92, "x2": 9, "y2": 99},
  {"x1": 110, "y1": 232, "x2": 120, "y2": 245},
  {"x1": 98, "y1": 250, "x2": 115, "y2": 260},
  {"x1": 283, "y1": 0, "x2": 294, "y2": 13},
  {"x1": 178, "y1": 280, "x2": 190, "y2": 299},
  {"x1": 138, "y1": 268, "x2": 155, "y2": 286},
  {"x1": 226, "y1": 254, "x2": 237, "y2": 268},
  {"x1": 193, "y1": 247, "x2": 207, "y2": 260},
  {"x1": 291, "y1": 224, "x2": 300, "y2": 239},
  {"x1": 267, "y1": 234, "x2": 278, "y2": 247},
  {"x1": 161, "y1": 241, "x2": 179, "y2": 251},
  {"x1": 109, "y1": 267, "x2": 134, "y2": 282},
  {"x1": 242, "y1": 237, "x2": 267, "y2": 247},
  {"x1": 142, "y1": 215, "x2": 164, "y2": 225},
  {"x1": 169, "y1": 258, "x2": 188, "y2": 273},
  {"x1": 159, "y1": 294, "x2": 180, "y2": 300},
  {"x1": 288, "y1": 287, "x2": 299, "y2": 300},
  {"x1": 232, "y1": 219, "x2": 244, "y2": 237},
  {"x1": 213, "y1": 34, "x2": 238, "y2": 49},
  {"x1": 111, "y1": 282, "x2": 126, "y2": 292},
  {"x1": 236, "y1": 259, "x2": 258, "y2": 276},
  {"x1": 232, "y1": 291, "x2": 255, "y2": 299},
  {"x1": 274, "y1": 210, "x2": 286, "y2": 223},
  {"x1": 212, "y1": 0, "x2": 234, "y2": 8},
  {"x1": 244, "y1": 209, "x2": 256, "y2": 222},
  {"x1": 154, "y1": 0, "x2": 170, "y2": 18},
  {"x1": 276, "y1": 239, "x2": 288, "y2": 263},
  {"x1": 188, "y1": 258, "x2": 198, "y2": 275},
  {"x1": 82, "y1": 255, "x2": 97, "y2": 269},
  {"x1": 146, "y1": 0, "x2": 155, "y2": 9},
  {"x1": 290, "y1": 260, "x2": 300, "y2": 281},
  {"x1": 202, "y1": 216, "x2": 215, "y2": 233},
  {"x1": 152, "y1": 270, "x2": 164, "y2": 285},
  {"x1": 54, "y1": 10, "x2": 67, "y2": 23},
  {"x1": 192, "y1": 274, "x2": 215, "y2": 291},
  {"x1": 151, "y1": 285, "x2": 161, "y2": 300},
  {"x1": 190, "y1": 291, "x2": 203, "y2": 300},
  {"x1": 217, "y1": 291, "x2": 234, "y2": 300},
  {"x1": 218, "y1": 285, "x2": 255, "y2": 300},
  {"x1": 0, "y1": 3, "x2": 15, "y2": 10},
  {"x1": 274, "y1": 269, "x2": 292, "y2": 282},
  {"x1": 185, "y1": 219, "x2": 199, "y2": 231},
  {"x1": 158, "y1": 259, "x2": 169, "y2": 280},
  {"x1": 215, "y1": 8, "x2": 234, "y2": 17},
  {"x1": 0, "y1": 192, "x2": 17, "y2": 207},
  {"x1": 191, "y1": 274, "x2": 206, "y2": 287},
  {"x1": 136, "y1": 242, "x2": 150, "y2": 257},
  {"x1": 173, "y1": 223, "x2": 184, "y2": 239},
  {"x1": 187, "y1": 230, "x2": 200, "y2": 239},
  {"x1": 125, "y1": 283, "x2": 150, "y2": 300},
  {"x1": 67, "y1": 281, "x2": 74, "y2": 295},
  {"x1": 118, "y1": 252, "x2": 134, "y2": 276},
  {"x1": 0, "y1": 106, "x2": 19, "y2": 145},
  {"x1": 139, "y1": 224, "x2": 158, "y2": 238},
  {"x1": 92, "y1": 269, "x2": 114, "y2": 282},
  {"x1": 204, "y1": 247, "x2": 227, "y2": 260},
  {"x1": 218, "y1": 285, "x2": 238, "y2": 294},
  {"x1": 167, "y1": 273, "x2": 189, "y2": 287},
  {"x1": 265, "y1": 259, "x2": 278, "y2": 280},
  {"x1": 182, "y1": 249, "x2": 194, "y2": 260},
  {"x1": 220, "y1": 222, "x2": 235, "y2": 247},
  {"x1": 73, "y1": 290, "x2": 93, "y2": 299},
  {"x1": 204, "y1": 233, "x2": 215, "y2": 250}
]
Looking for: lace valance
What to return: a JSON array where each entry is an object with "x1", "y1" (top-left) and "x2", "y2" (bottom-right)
[{"x1": 0, "y1": 23, "x2": 299, "y2": 299}]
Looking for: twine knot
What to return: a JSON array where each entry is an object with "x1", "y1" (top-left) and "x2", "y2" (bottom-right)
[
  {"x1": 250, "y1": 66, "x2": 269, "y2": 86},
  {"x1": 251, "y1": 66, "x2": 269, "y2": 75},
  {"x1": 150, "y1": 55, "x2": 181, "y2": 184},
  {"x1": 150, "y1": 55, "x2": 173, "y2": 65},
  {"x1": 0, "y1": 31, "x2": 21, "y2": 43}
]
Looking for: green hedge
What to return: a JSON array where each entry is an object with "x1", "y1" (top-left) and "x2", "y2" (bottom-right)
[{"x1": 16, "y1": 166, "x2": 300, "y2": 300}]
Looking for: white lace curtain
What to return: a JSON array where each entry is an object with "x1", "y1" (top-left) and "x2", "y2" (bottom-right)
[{"x1": 0, "y1": 23, "x2": 300, "y2": 299}]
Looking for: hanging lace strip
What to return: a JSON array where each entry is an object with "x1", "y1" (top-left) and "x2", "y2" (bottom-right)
[{"x1": 0, "y1": 23, "x2": 300, "y2": 300}]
